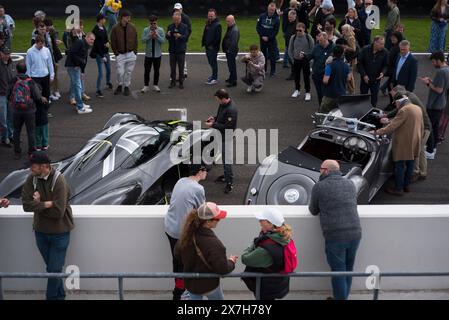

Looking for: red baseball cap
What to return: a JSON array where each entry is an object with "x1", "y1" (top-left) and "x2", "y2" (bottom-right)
[{"x1": 198, "y1": 202, "x2": 227, "y2": 220}]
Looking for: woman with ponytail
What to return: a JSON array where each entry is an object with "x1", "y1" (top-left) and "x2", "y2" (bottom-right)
[
  {"x1": 176, "y1": 202, "x2": 237, "y2": 300},
  {"x1": 241, "y1": 208, "x2": 297, "y2": 300}
]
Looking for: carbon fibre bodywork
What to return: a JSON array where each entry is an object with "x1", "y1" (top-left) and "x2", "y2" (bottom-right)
[{"x1": 0, "y1": 113, "x2": 215, "y2": 205}]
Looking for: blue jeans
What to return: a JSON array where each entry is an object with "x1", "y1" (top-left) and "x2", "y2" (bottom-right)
[
  {"x1": 225, "y1": 52, "x2": 237, "y2": 83},
  {"x1": 394, "y1": 160, "x2": 415, "y2": 191},
  {"x1": 0, "y1": 95, "x2": 13, "y2": 142},
  {"x1": 106, "y1": 13, "x2": 118, "y2": 34},
  {"x1": 35, "y1": 231, "x2": 70, "y2": 300},
  {"x1": 96, "y1": 55, "x2": 111, "y2": 91},
  {"x1": 35, "y1": 124, "x2": 49, "y2": 148},
  {"x1": 325, "y1": 239, "x2": 360, "y2": 300},
  {"x1": 206, "y1": 48, "x2": 218, "y2": 80},
  {"x1": 67, "y1": 67, "x2": 83, "y2": 110},
  {"x1": 188, "y1": 285, "x2": 224, "y2": 300}
]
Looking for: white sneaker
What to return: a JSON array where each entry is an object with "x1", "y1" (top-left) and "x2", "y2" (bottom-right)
[
  {"x1": 291, "y1": 90, "x2": 300, "y2": 98},
  {"x1": 54, "y1": 91, "x2": 61, "y2": 98},
  {"x1": 141, "y1": 86, "x2": 150, "y2": 93},
  {"x1": 50, "y1": 94, "x2": 59, "y2": 101},
  {"x1": 206, "y1": 79, "x2": 218, "y2": 85},
  {"x1": 83, "y1": 103, "x2": 92, "y2": 110},
  {"x1": 425, "y1": 151, "x2": 435, "y2": 160},
  {"x1": 305, "y1": 92, "x2": 311, "y2": 101},
  {"x1": 77, "y1": 107, "x2": 92, "y2": 114},
  {"x1": 246, "y1": 86, "x2": 253, "y2": 93},
  {"x1": 153, "y1": 85, "x2": 161, "y2": 92},
  {"x1": 254, "y1": 86, "x2": 263, "y2": 93}
]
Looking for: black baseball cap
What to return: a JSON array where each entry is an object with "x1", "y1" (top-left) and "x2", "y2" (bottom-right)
[{"x1": 29, "y1": 151, "x2": 51, "y2": 165}]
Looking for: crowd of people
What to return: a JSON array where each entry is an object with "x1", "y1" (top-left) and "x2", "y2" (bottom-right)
[
  {"x1": 0, "y1": 0, "x2": 449, "y2": 301},
  {"x1": 0, "y1": 0, "x2": 449, "y2": 170}
]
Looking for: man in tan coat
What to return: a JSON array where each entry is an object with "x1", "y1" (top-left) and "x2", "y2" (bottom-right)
[{"x1": 374, "y1": 96, "x2": 423, "y2": 196}]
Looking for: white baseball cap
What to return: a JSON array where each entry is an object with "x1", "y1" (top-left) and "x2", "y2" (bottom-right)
[
  {"x1": 174, "y1": 3, "x2": 183, "y2": 10},
  {"x1": 255, "y1": 207, "x2": 285, "y2": 227}
]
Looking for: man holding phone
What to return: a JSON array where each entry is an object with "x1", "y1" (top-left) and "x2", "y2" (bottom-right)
[
  {"x1": 166, "y1": 12, "x2": 188, "y2": 89},
  {"x1": 205, "y1": 89, "x2": 238, "y2": 194},
  {"x1": 0, "y1": 5, "x2": 14, "y2": 49}
]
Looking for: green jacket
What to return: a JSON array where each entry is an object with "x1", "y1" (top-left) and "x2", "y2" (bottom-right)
[
  {"x1": 242, "y1": 231, "x2": 289, "y2": 268},
  {"x1": 386, "y1": 6, "x2": 400, "y2": 32},
  {"x1": 22, "y1": 169, "x2": 74, "y2": 234}
]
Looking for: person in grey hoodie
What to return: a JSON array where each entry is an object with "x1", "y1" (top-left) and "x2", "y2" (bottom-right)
[
  {"x1": 309, "y1": 159, "x2": 362, "y2": 300},
  {"x1": 241, "y1": 44, "x2": 266, "y2": 93},
  {"x1": 288, "y1": 22, "x2": 314, "y2": 101},
  {"x1": 164, "y1": 163, "x2": 208, "y2": 300}
]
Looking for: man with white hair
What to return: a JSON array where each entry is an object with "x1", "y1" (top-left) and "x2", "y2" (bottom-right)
[
  {"x1": 374, "y1": 96, "x2": 423, "y2": 196},
  {"x1": 309, "y1": 159, "x2": 362, "y2": 300}
]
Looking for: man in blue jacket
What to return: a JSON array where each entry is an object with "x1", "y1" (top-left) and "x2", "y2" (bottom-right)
[
  {"x1": 202, "y1": 9, "x2": 222, "y2": 85},
  {"x1": 166, "y1": 12, "x2": 188, "y2": 89},
  {"x1": 256, "y1": 2, "x2": 280, "y2": 76},
  {"x1": 305, "y1": 32, "x2": 335, "y2": 106},
  {"x1": 391, "y1": 40, "x2": 418, "y2": 93}
]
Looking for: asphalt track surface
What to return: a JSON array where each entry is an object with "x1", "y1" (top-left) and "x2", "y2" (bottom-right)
[{"x1": 0, "y1": 54, "x2": 448, "y2": 205}]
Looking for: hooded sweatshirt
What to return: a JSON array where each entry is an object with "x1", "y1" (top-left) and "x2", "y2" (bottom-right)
[{"x1": 242, "y1": 231, "x2": 289, "y2": 268}]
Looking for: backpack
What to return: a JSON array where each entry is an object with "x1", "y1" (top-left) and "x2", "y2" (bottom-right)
[
  {"x1": 10, "y1": 78, "x2": 34, "y2": 112},
  {"x1": 282, "y1": 239, "x2": 298, "y2": 274},
  {"x1": 259, "y1": 237, "x2": 298, "y2": 274}
]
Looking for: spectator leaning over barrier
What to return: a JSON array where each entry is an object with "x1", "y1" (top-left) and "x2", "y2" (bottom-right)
[
  {"x1": 387, "y1": 85, "x2": 432, "y2": 182},
  {"x1": 111, "y1": 10, "x2": 138, "y2": 97},
  {"x1": 202, "y1": 8, "x2": 222, "y2": 85},
  {"x1": 419, "y1": 51, "x2": 449, "y2": 160},
  {"x1": 257, "y1": 2, "x2": 280, "y2": 76},
  {"x1": 222, "y1": 15, "x2": 240, "y2": 88},
  {"x1": 8, "y1": 62, "x2": 46, "y2": 159},
  {"x1": 91, "y1": 13, "x2": 113, "y2": 98},
  {"x1": 0, "y1": 46, "x2": 14, "y2": 148},
  {"x1": 173, "y1": 3, "x2": 192, "y2": 79},
  {"x1": 164, "y1": 163, "x2": 209, "y2": 300},
  {"x1": 175, "y1": 202, "x2": 237, "y2": 300},
  {"x1": 0, "y1": 197, "x2": 9, "y2": 208},
  {"x1": 289, "y1": 22, "x2": 314, "y2": 100},
  {"x1": 374, "y1": 96, "x2": 423, "y2": 196},
  {"x1": 309, "y1": 159, "x2": 362, "y2": 300},
  {"x1": 65, "y1": 33, "x2": 96, "y2": 115},
  {"x1": 241, "y1": 44, "x2": 266, "y2": 93},
  {"x1": 241, "y1": 207, "x2": 297, "y2": 300},
  {"x1": 166, "y1": 12, "x2": 188, "y2": 89},
  {"x1": 141, "y1": 15, "x2": 165, "y2": 94},
  {"x1": 21, "y1": 151, "x2": 74, "y2": 300},
  {"x1": 305, "y1": 32, "x2": 335, "y2": 106}
]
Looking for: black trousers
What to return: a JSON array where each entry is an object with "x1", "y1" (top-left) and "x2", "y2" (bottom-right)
[
  {"x1": 32, "y1": 75, "x2": 50, "y2": 100},
  {"x1": 144, "y1": 56, "x2": 161, "y2": 86},
  {"x1": 169, "y1": 53, "x2": 186, "y2": 83},
  {"x1": 222, "y1": 140, "x2": 234, "y2": 184},
  {"x1": 13, "y1": 112, "x2": 36, "y2": 154},
  {"x1": 293, "y1": 59, "x2": 311, "y2": 92},
  {"x1": 166, "y1": 232, "x2": 185, "y2": 296},
  {"x1": 427, "y1": 109, "x2": 444, "y2": 153},
  {"x1": 312, "y1": 74, "x2": 324, "y2": 106}
]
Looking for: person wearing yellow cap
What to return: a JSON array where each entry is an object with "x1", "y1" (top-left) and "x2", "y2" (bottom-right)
[{"x1": 176, "y1": 202, "x2": 237, "y2": 300}]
